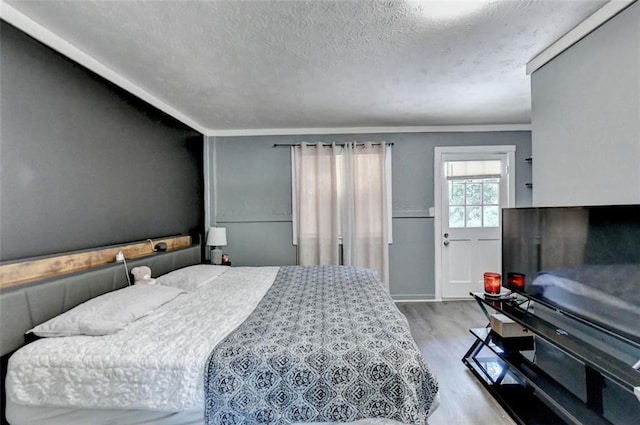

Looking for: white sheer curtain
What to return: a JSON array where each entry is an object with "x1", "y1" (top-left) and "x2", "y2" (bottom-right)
[
  {"x1": 293, "y1": 143, "x2": 341, "y2": 265},
  {"x1": 292, "y1": 142, "x2": 391, "y2": 289},
  {"x1": 342, "y1": 142, "x2": 391, "y2": 287}
]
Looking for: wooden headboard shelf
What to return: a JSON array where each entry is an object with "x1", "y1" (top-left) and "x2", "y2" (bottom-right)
[{"x1": 0, "y1": 235, "x2": 193, "y2": 290}]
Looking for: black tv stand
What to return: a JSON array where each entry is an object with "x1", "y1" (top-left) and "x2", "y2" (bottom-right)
[{"x1": 463, "y1": 292, "x2": 640, "y2": 425}]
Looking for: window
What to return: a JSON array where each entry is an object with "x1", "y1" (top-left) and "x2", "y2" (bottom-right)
[
  {"x1": 290, "y1": 143, "x2": 393, "y2": 286},
  {"x1": 446, "y1": 160, "x2": 501, "y2": 228},
  {"x1": 448, "y1": 178, "x2": 500, "y2": 228},
  {"x1": 291, "y1": 144, "x2": 392, "y2": 245}
]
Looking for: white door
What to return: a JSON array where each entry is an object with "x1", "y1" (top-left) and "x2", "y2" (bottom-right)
[{"x1": 434, "y1": 146, "x2": 515, "y2": 299}]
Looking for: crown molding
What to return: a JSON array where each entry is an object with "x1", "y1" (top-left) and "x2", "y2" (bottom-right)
[
  {"x1": 205, "y1": 124, "x2": 531, "y2": 137},
  {"x1": 0, "y1": 2, "x2": 208, "y2": 134},
  {"x1": 527, "y1": 0, "x2": 636, "y2": 75}
]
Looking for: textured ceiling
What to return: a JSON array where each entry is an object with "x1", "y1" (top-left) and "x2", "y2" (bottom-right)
[{"x1": 5, "y1": 0, "x2": 608, "y2": 133}]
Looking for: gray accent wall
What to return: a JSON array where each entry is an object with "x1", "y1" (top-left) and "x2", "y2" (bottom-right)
[
  {"x1": 0, "y1": 22, "x2": 204, "y2": 261},
  {"x1": 531, "y1": 1, "x2": 640, "y2": 207},
  {"x1": 209, "y1": 131, "x2": 531, "y2": 300}
]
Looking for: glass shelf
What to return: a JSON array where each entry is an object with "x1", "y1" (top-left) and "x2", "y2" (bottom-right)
[
  {"x1": 464, "y1": 327, "x2": 611, "y2": 425},
  {"x1": 463, "y1": 292, "x2": 640, "y2": 425}
]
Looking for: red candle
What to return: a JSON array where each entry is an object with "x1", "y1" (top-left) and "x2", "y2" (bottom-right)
[
  {"x1": 507, "y1": 272, "x2": 525, "y2": 290},
  {"x1": 484, "y1": 272, "x2": 501, "y2": 294}
]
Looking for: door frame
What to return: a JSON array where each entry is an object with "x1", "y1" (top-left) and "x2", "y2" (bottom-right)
[{"x1": 434, "y1": 145, "x2": 516, "y2": 301}]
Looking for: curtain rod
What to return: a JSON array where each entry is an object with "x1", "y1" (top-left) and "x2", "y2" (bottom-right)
[{"x1": 273, "y1": 142, "x2": 393, "y2": 147}]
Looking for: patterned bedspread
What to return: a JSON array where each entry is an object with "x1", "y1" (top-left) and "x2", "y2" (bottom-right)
[{"x1": 204, "y1": 266, "x2": 438, "y2": 424}]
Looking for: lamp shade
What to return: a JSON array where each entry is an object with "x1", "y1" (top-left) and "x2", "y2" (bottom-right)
[{"x1": 206, "y1": 227, "x2": 227, "y2": 247}]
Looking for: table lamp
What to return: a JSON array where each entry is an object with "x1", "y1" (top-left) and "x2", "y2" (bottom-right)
[{"x1": 207, "y1": 227, "x2": 227, "y2": 265}]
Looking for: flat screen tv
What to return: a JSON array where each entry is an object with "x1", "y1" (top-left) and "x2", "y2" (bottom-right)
[{"x1": 502, "y1": 205, "x2": 640, "y2": 344}]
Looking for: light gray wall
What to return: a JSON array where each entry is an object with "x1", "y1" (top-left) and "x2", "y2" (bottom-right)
[
  {"x1": 0, "y1": 22, "x2": 204, "y2": 261},
  {"x1": 531, "y1": 2, "x2": 640, "y2": 207},
  {"x1": 529, "y1": 7, "x2": 640, "y2": 417},
  {"x1": 209, "y1": 131, "x2": 531, "y2": 300}
]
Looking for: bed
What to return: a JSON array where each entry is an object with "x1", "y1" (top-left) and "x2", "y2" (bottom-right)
[{"x1": 4, "y1": 261, "x2": 438, "y2": 424}]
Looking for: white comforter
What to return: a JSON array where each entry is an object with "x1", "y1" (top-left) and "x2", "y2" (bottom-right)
[{"x1": 6, "y1": 267, "x2": 280, "y2": 411}]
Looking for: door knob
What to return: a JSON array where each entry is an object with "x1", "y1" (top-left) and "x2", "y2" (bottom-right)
[{"x1": 443, "y1": 240, "x2": 450, "y2": 246}]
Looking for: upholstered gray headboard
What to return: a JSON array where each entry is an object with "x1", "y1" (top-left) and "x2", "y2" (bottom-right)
[{"x1": 0, "y1": 245, "x2": 201, "y2": 356}]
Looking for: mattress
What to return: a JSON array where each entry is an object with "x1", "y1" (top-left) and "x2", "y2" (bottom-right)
[
  {"x1": 4, "y1": 402, "x2": 409, "y2": 425},
  {"x1": 6, "y1": 267, "x2": 279, "y2": 419},
  {"x1": 6, "y1": 265, "x2": 438, "y2": 425}
]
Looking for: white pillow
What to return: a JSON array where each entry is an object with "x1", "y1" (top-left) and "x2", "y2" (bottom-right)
[
  {"x1": 29, "y1": 284, "x2": 185, "y2": 337},
  {"x1": 155, "y1": 264, "x2": 229, "y2": 291}
]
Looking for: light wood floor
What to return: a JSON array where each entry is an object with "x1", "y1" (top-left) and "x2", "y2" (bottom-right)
[{"x1": 397, "y1": 301, "x2": 516, "y2": 425}]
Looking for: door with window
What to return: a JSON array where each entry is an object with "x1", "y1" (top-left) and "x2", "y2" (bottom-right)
[{"x1": 434, "y1": 146, "x2": 515, "y2": 299}]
